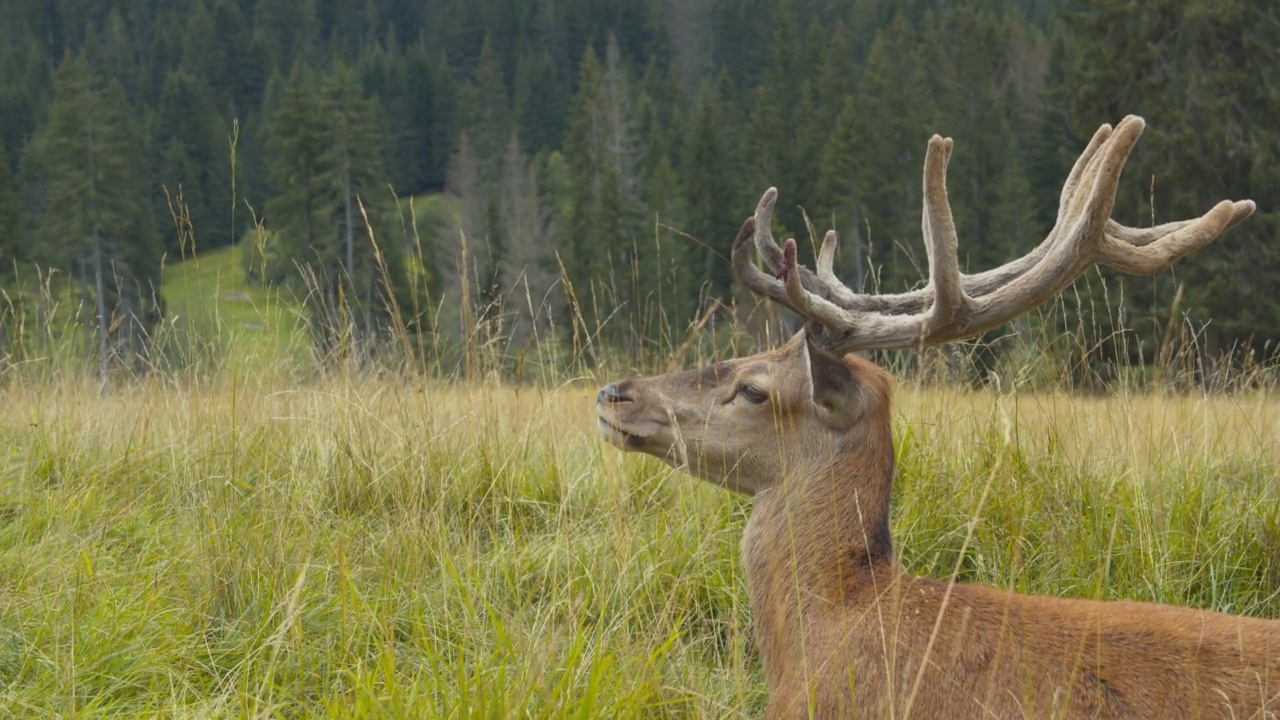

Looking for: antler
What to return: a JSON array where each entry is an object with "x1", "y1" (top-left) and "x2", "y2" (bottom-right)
[{"x1": 733, "y1": 116, "x2": 1255, "y2": 352}]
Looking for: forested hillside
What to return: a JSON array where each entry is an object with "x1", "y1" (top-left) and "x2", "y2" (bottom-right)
[{"x1": 0, "y1": 0, "x2": 1276, "y2": 375}]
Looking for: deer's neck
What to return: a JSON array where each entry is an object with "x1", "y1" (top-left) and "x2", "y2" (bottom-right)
[{"x1": 740, "y1": 421, "x2": 896, "y2": 685}]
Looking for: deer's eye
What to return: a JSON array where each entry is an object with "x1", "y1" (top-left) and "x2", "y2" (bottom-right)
[{"x1": 737, "y1": 384, "x2": 769, "y2": 404}]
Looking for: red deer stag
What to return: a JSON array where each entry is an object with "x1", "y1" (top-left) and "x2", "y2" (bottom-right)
[{"x1": 596, "y1": 116, "x2": 1272, "y2": 718}]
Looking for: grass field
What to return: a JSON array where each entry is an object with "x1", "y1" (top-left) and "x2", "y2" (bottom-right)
[
  {"x1": 2, "y1": 372, "x2": 1279, "y2": 717},
  {"x1": 3, "y1": 190, "x2": 460, "y2": 380},
  {"x1": 160, "y1": 243, "x2": 311, "y2": 372}
]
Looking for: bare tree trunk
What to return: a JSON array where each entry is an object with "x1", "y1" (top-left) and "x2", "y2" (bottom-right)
[
  {"x1": 93, "y1": 239, "x2": 108, "y2": 384},
  {"x1": 344, "y1": 169, "x2": 354, "y2": 290},
  {"x1": 80, "y1": 257, "x2": 91, "y2": 364},
  {"x1": 849, "y1": 177, "x2": 865, "y2": 293},
  {"x1": 365, "y1": 263, "x2": 373, "y2": 341},
  {"x1": 0, "y1": 300, "x2": 7, "y2": 368},
  {"x1": 344, "y1": 170, "x2": 358, "y2": 355}
]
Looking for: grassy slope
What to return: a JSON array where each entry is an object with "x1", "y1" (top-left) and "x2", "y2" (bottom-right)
[
  {"x1": 160, "y1": 243, "x2": 310, "y2": 370},
  {"x1": 1, "y1": 378, "x2": 1278, "y2": 716},
  {"x1": 5, "y1": 191, "x2": 458, "y2": 376}
]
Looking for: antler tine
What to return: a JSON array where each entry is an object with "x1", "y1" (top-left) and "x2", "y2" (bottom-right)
[
  {"x1": 1098, "y1": 199, "x2": 1254, "y2": 275},
  {"x1": 1106, "y1": 217, "x2": 1193, "y2": 246},
  {"x1": 920, "y1": 134, "x2": 965, "y2": 334},
  {"x1": 780, "y1": 238, "x2": 857, "y2": 333},
  {"x1": 750, "y1": 184, "x2": 885, "y2": 317},
  {"x1": 732, "y1": 216, "x2": 871, "y2": 343},
  {"x1": 1106, "y1": 199, "x2": 1254, "y2": 247},
  {"x1": 816, "y1": 230, "x2": 839, "y2": 282},
  {"x1": 752, "y1": 188, "x2": 786, "y2": 272},
  {"x1": 733, "y1": 215, "x2": 806, "y2": 313},
  {"x1": 1058, "y1": 122, "x2": 1115, "y2": 224},
  {"x1": 731, "y1": 115, "x2": 1255, "y2": 352}
]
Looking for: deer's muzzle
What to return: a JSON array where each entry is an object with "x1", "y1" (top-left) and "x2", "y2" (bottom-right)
[{"x1": 596, "y1": 381, "x2": 664, "y2": 451}]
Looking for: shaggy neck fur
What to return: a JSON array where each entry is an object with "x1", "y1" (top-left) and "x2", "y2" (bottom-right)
[{"x1": 740, "y1": 379, "x2": 897, "y2": 691}]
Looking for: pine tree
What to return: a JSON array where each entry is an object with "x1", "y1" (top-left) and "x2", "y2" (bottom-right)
[
  {"x1": 266, "y1": 63, "x2": 335, "y2": 292},
  {"x1": 255, "y1": 0, "x2": 320, "y2": 70},
  {"x1": 986, "y1": 84, "x2": 1042, "y2": 273},
  {"x1": 498, "y1": 134, "x2": 558, "y2": 344},
  {"x1": 446, "y1": 38, "x2": 518, "y2": 318},
  {"x1": 513, "y1": 49, "x2": 566, "y2": 156},
  {"x1": 560, "y1": 38, "x2": 648, "y2": 341},
  {"x1": 322, "y1": 61, "x2": 390, "y2": 335},
  {"x1": 682, "y1": 77, "x2": 740, "y2": 301},
  {"x1": 988, "y1": 143, "x2": 1039, "y2": 275},
  {"x1": 91, "y1": 8, "x2": 139, "y2": 100},
  {"x1": 0, "y1": 142, "x2": 19, "y2": 270},
  {"x1": 633, "y1": 59, "x2": 696, "y2": 338},
  {"x1": 816, "y1": 21, "x2": 858, "y2": 131},
  {"x1": 211, "y1": 0, "x2": 267, "y2": 116},
  {"x1": 703, "y1": 0, "x2": 775, "y2": 94},
  {"x1": 746, "y1": 5, "x2": 823, "y2": 237},
  {"x1": 748, "y1": 5, "x2": 799, "y2": 189},
  {"x1": 153, "y1": 69, "x2": 228, "y2": 253},
  {"x1": 396, "y1": 43, "x2": 455, "y2": 193},
  {"x1": 814, "y1": 95, "x2": 866, "y2": 290},
  {"x1": 923, "y1": 7, "x2": 1018, "y2": 271},
  {"x1": 460, "y1": 36, "x2": 512, "y2": 181},
  {"x1": 634, "y1": 58, "x2": 686, "y2": 179},
  {"x1": 35, "y1": 54, "x2": 162, "y2": 377},
  {"x1": 562, "y1": 46, "x2": 607, "y2": 308},
  {"x1": 853, "y1": 14, "x2": 929, "y2": 290}
]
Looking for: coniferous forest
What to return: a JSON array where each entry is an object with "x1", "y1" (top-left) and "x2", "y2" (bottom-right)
[{"x1": 1, "y1": 0, "x2": 1277, "y2": 379}]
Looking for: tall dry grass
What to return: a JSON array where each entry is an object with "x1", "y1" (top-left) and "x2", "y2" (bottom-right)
[{"x1": 2, "y1": 369, "x2": 1278, "y2": 716}]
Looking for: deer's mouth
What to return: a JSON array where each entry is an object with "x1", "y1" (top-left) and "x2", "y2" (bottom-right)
[{"x1": 597, "y1": 415, "x2": 651, "y2": 450}]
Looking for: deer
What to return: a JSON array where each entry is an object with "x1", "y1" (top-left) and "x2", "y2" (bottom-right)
[{"x1": 596, "y1": 116, "x2": 1276, "y2": 719}]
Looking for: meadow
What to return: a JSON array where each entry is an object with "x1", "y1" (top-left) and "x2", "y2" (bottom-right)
[
  {"x1": 2, "y1": 249, "x2": 1280, "y2": 717},
  {"x1": 3, "y1": 368, "x2": 1280, "y2": 716}
]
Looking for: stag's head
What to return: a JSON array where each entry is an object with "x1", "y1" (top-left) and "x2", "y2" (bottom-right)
[
  {"x1": 597, "y1": 329, "x2": 892, "y2": 494},
  {"x1": 598, "y1": 116, "x2": 1254, "y2": 494}
]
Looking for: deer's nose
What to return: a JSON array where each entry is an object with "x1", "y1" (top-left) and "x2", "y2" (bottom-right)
[{"x1": 597, "y1": 383, "x2": 632, "y2": 405}]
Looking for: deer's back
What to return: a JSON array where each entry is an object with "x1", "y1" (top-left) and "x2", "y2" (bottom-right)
[{"x1": 771, "y1": 572, "x2": 1280, "y2": 719}]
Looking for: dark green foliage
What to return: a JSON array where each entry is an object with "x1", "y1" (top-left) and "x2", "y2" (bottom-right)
[
  {"x1": 1059, "y1": 0, "x2": 1280, "y2": 355},
  {"x1": 28, "y1": 54, "x2": 162, "y2": 373},
  {"x1": 559, "y1": 41, "x2": 651, "y2": 343},
  {"x1": 4, "y1": 0, "x2": 1278, "y2": 368},
  {"x1": 0, "y1": 142, "x2": 19, "y2": 270},
  {"x1": 514, "y1": 49, "x2": 566, "y2": 156},
  {"x1": 682, "y1": 77, "x2": 740, "y2": 302},
  {"x1": 265, "y1": 64, "x2": 332, "y2": 283},
  {"x1": 153, "y1": 69, "x2": 237, "y2": 252},
  {"x1": 852, "y1": 14, "x2": 930, "y2": 287},
  {"x1": 814, "y1": 96, "x2": 867, "y2": 288},
  {"x1": 265, "y1": 61, "x2": 405, "y2": 355}
]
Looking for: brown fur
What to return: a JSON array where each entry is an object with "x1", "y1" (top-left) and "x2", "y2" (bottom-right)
[{"x1": 597, "y1": 332, "x2": 1280, "y2": 718}]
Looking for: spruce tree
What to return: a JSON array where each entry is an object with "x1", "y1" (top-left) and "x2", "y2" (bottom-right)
[
  {"x1": 498, "y1": 134, "x2": 558, "y2": 344},
  {"x1": 0, "y1": 142, "x2": 18, "y2": 270},
  {"x1": 814, "y1": 96, "x2": 866, "y2": 290},
  {"x1": 460, "y1": 36, "x2": 512, "y2": 181},
  {"x1": 854, "y1": 14, "x2": 928, "y2": 290},
  {"x1": 36, "y1": 54, "x2": 162, "y2": 376},
  {"x1": 513, "y1": 49, "x2": 565, "y2": 156},
  {"x1": 397, "y1": 43, "x2": 455, "y2": 193},
  {"x1": 266, "y1": 63, "x2": 335, "y2": 293},
  {"x1": 154, "y1": 69, "x2": 228, "y2": 253},
  {"x1": 562, "y1": 47, "x2": 607, "y2": 306},
  {"x1": 682, "y1": 78, "x2": 739, "y2": 302},
  {"x1": 322, "y1": 61, "x2": 390, "y2": 335}
]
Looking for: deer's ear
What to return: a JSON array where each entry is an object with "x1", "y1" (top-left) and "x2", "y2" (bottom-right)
[{"x1": 799, "y1": 337, "x2": 860, "y2": 429}]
